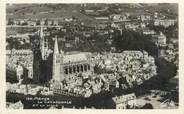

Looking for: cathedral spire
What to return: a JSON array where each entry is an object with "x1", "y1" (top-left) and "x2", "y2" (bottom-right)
[
  {"x1": 40, "y1": 25, "x2": 43, "y2": 38},
  {"x1": 52, "y1": 36, "x2": 62, "y2": 82},
  {"x1": 54, "y1": 36, "x2": 59, "y2": 54}
]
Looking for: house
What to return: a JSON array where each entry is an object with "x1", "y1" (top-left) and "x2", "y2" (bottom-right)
[
  {"x1": 53, "y1": 20, "x2": 58, "y2": 26},
  {"x1": 47, "y1": 20, "x2": 53, "y2": 26},
  {"x1": 142, "y1": 29, "x2": 155, "y2": 35},
  {"x1": 110, "y1": 14, "x2": 123, "y2": 22},
  {"x1": 6, "y1": 49, "x2": 34, "y2": 79},
  {"x1": 151, "y1": 32, "x2": 167, "y2": 46},
  {"x1": 28, "y1": 20, "x2": 37, "y2": 26},
  {"x1": 154, "y1": 19, "x2": 177, "y2": 27},
  {"x1": 112, "y1": 93, "x2": 136, "y2": 109},
  {"x1": 95, "y1": 17, "x2": 109, "y2": 22},
  {"x1": 7, "y1": 101, "x2": 24, "y2": 109},
  {"x1": 157, "y1": 32, "x2": 167, "y2": 46}
]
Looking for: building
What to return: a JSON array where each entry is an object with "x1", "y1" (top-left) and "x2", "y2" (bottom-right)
[
  {"x1": 53, "y1": 20, "x2": 59, "y2": 26},
  {"x1": 7, "y1": 100, "x2": 24, "y2": 109},
  {"x1": 95, "y1": 17, "x2": 109, "y2": 22},
  {"x1": 110, "y1": 14, "x2": 123, "y2": 22},
  {"x1": 124, "y1": 22, "x2": 139, "y2": 30},
  {"x1": 158, "y1": 32, "x2": 167, "y2": 45},
  {"x1": 112, "y1": 93, "x2": 136, "y2": 109},
  {"x1": 6, "y1": 49, "x2": 34, "y2": 79},
  {"x1": 154, "y1": 19, "x2": 177, "y2": 27},
  {"x1": 40, "y1": 26, "x2": 49, "y2": 60},
  {"x1": 152, "y1": 32, "x2": 167, "y2": 46},
  {"x1": 27, "y1": 20, "x2": 37, "y2": 26},
  {"x1": 142, "y1": 29, "x2": 156, "y2": 35},
  {"x1": 33, "y1": 26, "x2": 52, "y2": 83},
  {"x1": 52, "y1": 37, "x2": 93, "y2": 82},
  {"x1": 33, "y1": 25, "x2": 92, "y2": 84},
  {"x1": 16, "y1": 64, "x2": 24, "y2": 84}
]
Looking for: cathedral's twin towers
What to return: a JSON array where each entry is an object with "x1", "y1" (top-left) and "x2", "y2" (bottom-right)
[{"x1": 39, "y1": 26, "x2": 93, "y2": 83}]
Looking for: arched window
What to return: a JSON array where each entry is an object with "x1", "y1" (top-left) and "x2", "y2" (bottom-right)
[
  {"x1": 81, "y1": 65, "x2": 83, "y2": 72},
  {"x1": 84, "y1": 64, "x2": 87, "y2": 71},
  {"x1": 73, "y1": 66, "x2": 76, "y2": 73},
  {"x1": 77, "y1": 65, "x2": 80, "y2": 72},
  {"x1": 87, "y1": 64, "x2": 90, "y2": 70},
  {"x1": 65, "y1": 68, "x2": 68, "y2": 74},
  {"x1": 69, "y1": 67, "x2": 72, "y2": 74}
]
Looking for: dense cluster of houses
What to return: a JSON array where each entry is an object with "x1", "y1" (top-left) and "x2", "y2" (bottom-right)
[
  {"x1": 92, "y1": 51, "x2": 157, "y2": 88},
  {"x1": 6, "y1": 49, "x2": 34, "y2": 79}
]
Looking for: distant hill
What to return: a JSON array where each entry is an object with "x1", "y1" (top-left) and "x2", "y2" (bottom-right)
[
  {"x1": 141, "y1": 3, "x2": 178, "y2": 15},
  {"x1": 6, "y1": 3, "x2": 178, "y2": 20},
  {"x1": 6, "y1": 4, "x2": 98, "y2": 24}
]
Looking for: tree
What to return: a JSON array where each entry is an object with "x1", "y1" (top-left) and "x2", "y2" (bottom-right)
[
  {"x1": 22, "y1": 22, "x2": 28, "y2": 26},
  {"x1": 112, "y1": 29, "x2": 158, "y2": 56},
  {"x1": 8, "y1": 18, "x2": 14, "y2": 25},
  {"x1": 36, "y1": 20, "x2": 40, "y2": 25},
  {"x1": 141, "y1": 103, "x2": 154, "y2": 109}
]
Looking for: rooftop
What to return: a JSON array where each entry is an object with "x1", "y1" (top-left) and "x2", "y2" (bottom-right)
[
  {"x1": 63, "y1": 53, "x2": 88, "y2": 63},
  {"x1": 112, "y1": 93, "x2": 136, "y2": 104}
]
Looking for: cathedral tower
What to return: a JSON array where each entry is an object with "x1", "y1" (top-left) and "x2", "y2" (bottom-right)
[
  {"x1": 40, "y1": 25, "x2": 48, "y2": 60},
  {"x1": 52, "y1": 37, "x2": 64, "y2": 82}
]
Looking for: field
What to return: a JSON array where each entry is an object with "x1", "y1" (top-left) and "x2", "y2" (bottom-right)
[
  {"x1": 6, "y1": 4, "x2": 98, "y2": 25},
  {"x1": 6, "y1": 3, "x2": 178, "y2": 21}
]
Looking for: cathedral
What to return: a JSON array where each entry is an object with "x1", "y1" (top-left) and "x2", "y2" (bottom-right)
[
  {"x1": 52, "y1": 37, "x2": 93, "y2": 82},
  {"x1": 38, "y1": 25, "x2": 93, "y2": 83}
]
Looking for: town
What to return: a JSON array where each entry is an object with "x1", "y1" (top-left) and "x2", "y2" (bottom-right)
[{"x1": 6, "y1": 3, "x2": 178, "y2": 109}]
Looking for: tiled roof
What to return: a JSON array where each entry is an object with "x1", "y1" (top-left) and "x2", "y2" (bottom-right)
[{"x1": 63, "y1": 53, "x2": 87, "y2": 63}]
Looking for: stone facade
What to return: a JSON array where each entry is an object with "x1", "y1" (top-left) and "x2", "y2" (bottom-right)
[{"x1": 52, "y1": 37, "x2": 93, "y2": 82}]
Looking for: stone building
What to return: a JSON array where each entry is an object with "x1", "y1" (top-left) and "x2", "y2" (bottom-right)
[
  {"x1": 52, "y1": 37, "x2": 93, "y2": 82},
  {"x1": 6, "y1": 49, "x2": 34, "y2": 79},
  {"x1": 34, "y1": 25, "x2": 93, "y2": 83},
  {"x1": 112, "y1": 93, "x2": 136, "y2": 109},
  {"x1": 151, "y1": 32, "x2": 167, "y2": 46},
  {"x1": 154, "y1": 19, "x2": 177, "y2": 28}
]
